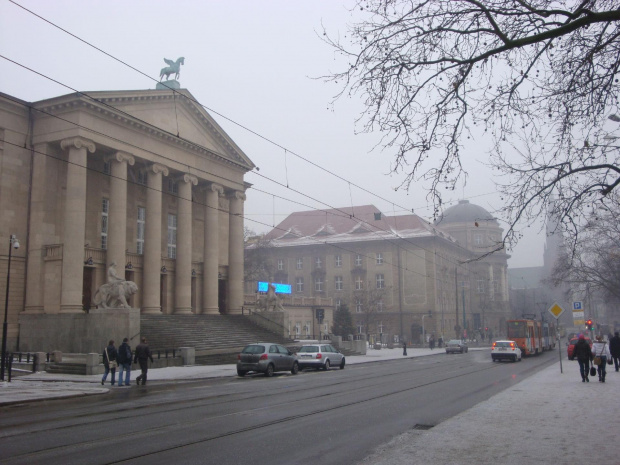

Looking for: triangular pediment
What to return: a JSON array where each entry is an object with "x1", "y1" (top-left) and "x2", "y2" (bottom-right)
[{"x1": 37, "y1": 89, "x2": 255, "y2": 171}]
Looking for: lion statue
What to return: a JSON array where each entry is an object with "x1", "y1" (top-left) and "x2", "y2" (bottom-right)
[
  {"x1": 256, "y1": 283, "x2": 285, "y2": 312},
  {"x1": 93, "y1": 280, "x2": 138, "y2": 309}
]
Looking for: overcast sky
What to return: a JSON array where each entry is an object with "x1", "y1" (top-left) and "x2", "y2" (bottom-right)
[{"x1": 0, "y1": 0, "x2": 545, "y2": 268}]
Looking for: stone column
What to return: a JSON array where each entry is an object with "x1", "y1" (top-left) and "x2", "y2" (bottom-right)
[
  {"x1": 59, "y1": 137, "x2": 96, "y2": 313},
  {"x1": 175, "y1": 174, "x2": 198, "y2": 314},
  {"x1": 202, "y1": 183, "x2": 223, "y2": 314},
  {"x1": 23, "y1": 143, "x2": 49, "y2": 314},
  {"x1": 142, "y1": 163, "x2": 168, "y2": 314},
  {"x1": 227, "y1": 190, "x2": 245, "y2": 314},
  {"x1": 106, "y1": 152, "x2": 135, "y2": 274}
]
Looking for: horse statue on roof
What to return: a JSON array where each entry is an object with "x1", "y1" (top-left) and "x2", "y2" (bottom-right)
[
  {"x1": 160, "y1": 57, "x2": 185, "y2": 81},
  {"x1": 256, "y1": 283, "x2": 285, "y2": 312}
]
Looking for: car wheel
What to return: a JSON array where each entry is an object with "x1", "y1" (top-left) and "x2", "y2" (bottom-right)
[
  {"x1": 291, "y1": 362, "x2": 299, "y2": 375},
  {"x1": 237, "y1": 369, "x2": 247, "y2": 377},
  {"x1": 340, "y1": 358, "x2": 346, "y2": 370},
  {"x1": 323, "y1": 360, "x2": 330, "y2": 371},
  {"x1": 265, "y1": 364, "x2": 275, "y2": 377}
]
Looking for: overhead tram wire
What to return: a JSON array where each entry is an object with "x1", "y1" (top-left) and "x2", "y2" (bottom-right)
[
  {"x1": 0, "y1": 57, "x2": 485, "y2": 277},
  {"x1": 0, "y1": 67, "x2": 487, "y2": 286},
  {"x1": 3, "y1": 6, "x2": 505, "y2": 270},
  {"x1": 7, "y1": 0, "x2": 417, "y2": 216},
  {"x1": 3, "y1": 138, "x2": 440, "y2": 282}
]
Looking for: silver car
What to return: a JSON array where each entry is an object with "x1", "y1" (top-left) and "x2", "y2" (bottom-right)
[
  {"x1": 445, "y1": 339, "x2": 468, "y2": 354},
  {"x1": 237, "y1": 343, "x2": 299, "y2": 377},
  {"x1": 297, "y1": 344, "x2": 345, "y2": 370}
]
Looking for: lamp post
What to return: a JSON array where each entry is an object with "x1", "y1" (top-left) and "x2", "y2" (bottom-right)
[{"x1": 1, "y1": 235, "x2": 20, "y2": 381}]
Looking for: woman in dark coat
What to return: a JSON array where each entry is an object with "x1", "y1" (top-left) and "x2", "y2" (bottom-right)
[
  {"x1": 101, "y1": 340, "x2": 118, "y2": 386},
  {"x1": 573, "y1": 334, "x2": 593, "y2": 383}
]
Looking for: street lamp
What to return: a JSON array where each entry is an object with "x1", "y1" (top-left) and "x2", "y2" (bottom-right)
[{"x1": 1, "y1": 235, "x2": 20, "y2": 381}]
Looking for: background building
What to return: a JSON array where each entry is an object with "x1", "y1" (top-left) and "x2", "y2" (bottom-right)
[{"x1": 248, "y1": 202, "x2": 511, "y2": 344}]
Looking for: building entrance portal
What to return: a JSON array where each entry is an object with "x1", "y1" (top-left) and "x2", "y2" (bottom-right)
[{"x1": 218, "y1": 279, "x2": 226, "y2": 314}]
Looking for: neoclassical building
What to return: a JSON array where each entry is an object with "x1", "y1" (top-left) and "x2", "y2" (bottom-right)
[
  {"x1": 251, "y1": 202, "x2": 511, "y2": 343},
  {"x1": 0, "y1": 88, "x2": 254, "y2": 352}
]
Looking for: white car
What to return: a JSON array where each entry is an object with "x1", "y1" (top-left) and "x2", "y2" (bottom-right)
[
  {"x1": 491, "y1": 340, "x2": 522, "y2": 362},
  {"x1": 297, "y1": 344, "x2": 345, "y2": 370}
]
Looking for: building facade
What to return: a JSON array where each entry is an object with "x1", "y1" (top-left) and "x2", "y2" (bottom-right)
[
  {"x1": 0, "y1": 88, "x2": 254, "y2": 352},
  {"x1": 249, "y1": 203, "x2": 511, "y2": 344}
]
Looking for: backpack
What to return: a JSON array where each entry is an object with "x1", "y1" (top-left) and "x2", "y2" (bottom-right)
[{"x1": 120, "y1": 343, "x2": 131, "y2": 363}]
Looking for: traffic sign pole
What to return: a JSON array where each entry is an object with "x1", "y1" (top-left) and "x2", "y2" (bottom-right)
[{"x1": 548, "y1": 302, "x2": 565, "y2": 374}]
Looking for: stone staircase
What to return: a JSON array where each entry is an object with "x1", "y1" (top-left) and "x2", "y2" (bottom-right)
[
  {"x1": 140, "y1": 314, "x2": 296, "y2": 364},
  {"x1": 46, "y1": 362, "x2": 88, "y2": 375}
]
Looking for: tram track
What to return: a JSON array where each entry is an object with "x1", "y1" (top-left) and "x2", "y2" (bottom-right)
[{"x1": 0, "y1": 352, "x2": 558, "y2": 465}]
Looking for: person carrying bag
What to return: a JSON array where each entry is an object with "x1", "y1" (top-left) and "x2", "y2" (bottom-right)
[
  {"x1": 102, "y1": 340, "x2": 118, "y2": 386},
  {"x1": 591, "y1": 335, "x2": 611, "y2": 383}
]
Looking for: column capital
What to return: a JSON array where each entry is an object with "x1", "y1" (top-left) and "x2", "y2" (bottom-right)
[
  {"x1": 60, "y1": 137, "x2": 96, "y2": 153},
  {"x1": 181, "y1": 173, "x2": 199, "y2": 186},
  {"x1": 205, "y1": 183, "x2": 224, "y2": 195},
  {"x1": 149, "y1": 163, "x2": 169, "y2": 176},
  {"x1": 228, "y1": 190, "x2": 246, "y2": 201},
  {"x1": 108, "y1": 151, "x2": 135, "y2": 166}
]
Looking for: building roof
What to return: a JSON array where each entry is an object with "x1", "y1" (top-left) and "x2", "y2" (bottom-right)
[
  {"x1": 263, "y1": 205, "x2": 458, "y2": 247},
  {"x1": 435, "y1": 200, "x2": 497, "y2": 226}
]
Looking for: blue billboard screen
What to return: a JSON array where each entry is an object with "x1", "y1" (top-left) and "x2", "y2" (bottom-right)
[{"x1": 257, "y1": 281, "x2": 292, "y2": 294}]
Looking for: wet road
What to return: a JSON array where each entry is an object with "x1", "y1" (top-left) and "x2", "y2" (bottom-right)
[{"x1": 0, "y1": 349, "x2": 556, "y2": 465}]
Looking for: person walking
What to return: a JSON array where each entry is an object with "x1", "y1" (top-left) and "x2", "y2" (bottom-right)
[
  {"x1": 573, "y1": 334, "x2": 593, "y2": 383},
  {"x1": 609, "y1": 331, "x2": 620, "y2": 372},
  {"x1": 116, "y1": 337, "x2": 133, "y2": 386},
  {"x1": 429, "y1": 334, "x2": 435, "y2": 350},
  {"x1": 134, "y1": 337, "x2": 154, "y2": 385},
  {"x1": 592, "y1": 335, "x2": 612, "y2": 383},
  {"x1": 101, "y1": 340, "x2": 117, "y2": 386}
]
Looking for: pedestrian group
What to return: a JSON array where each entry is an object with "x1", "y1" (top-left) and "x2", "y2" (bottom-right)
[
  {"x1": 101, "y1": 336, "x2": 153, "y2": 386},
  {"x1": 575, "y1": 333, "x2": 615, "y2": 383}
]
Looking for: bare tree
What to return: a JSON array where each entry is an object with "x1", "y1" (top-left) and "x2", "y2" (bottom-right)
[
  {"x1": 549, "y1": 197, "x2": 620, "y2": 304},
  {"x1": 322, "y1": 0, "x2": 620, "y2": 250},
  {"x1": 244, "y1": 227, "x2": 275, "y2": 284}
]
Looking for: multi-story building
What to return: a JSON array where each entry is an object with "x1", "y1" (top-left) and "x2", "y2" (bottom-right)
[
  {"x1": 0, "y1": 87, "x2": 254, "y2": 353},
  {"x1": 251, "y1": 202, "x2": 511, "y2": 343}
]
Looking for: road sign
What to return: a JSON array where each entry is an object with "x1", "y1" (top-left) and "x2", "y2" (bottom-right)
[
  {"x1": 548, "y1": 302, "x2": 565, "y2": 319},
  {"x1": 573, "y1": 301, "x2": 583, "y2": 311}
]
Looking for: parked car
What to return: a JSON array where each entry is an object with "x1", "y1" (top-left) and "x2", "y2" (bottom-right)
[
  {"x1": 237, "y1": 343, "x2": 299, "y2": 377},
  {"x1": 491, "y1": 340, "x2": 522, "y2": 362},
  {"x1": 567, "y1": 336, "x2": 592, "y2": 360},
  {"x1": 296, "y1": 343, "x2": 345, "y2": 370},
  {"x1": 445, "y1": 339, "x2": 468, "y2": 354}
]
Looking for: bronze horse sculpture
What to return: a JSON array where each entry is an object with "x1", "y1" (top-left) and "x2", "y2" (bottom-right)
[{"x1": 160, "y1": 57, "x2": 185, "y2": 81}]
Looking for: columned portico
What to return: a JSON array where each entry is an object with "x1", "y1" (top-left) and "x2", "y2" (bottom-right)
[
  {"x1": 203, "y1": 183, "x2": 223, "y2": 314},
  {"x1": 175, "y1": 173, "x2": 198, "y2": 314},
  {"x1": 142, "y1": 163, "x2": 168, "y2": 314},
  {"x1": 227, "y1": 190, "x2": 245, "y2": 314},
  {"x1": 107, "y1": 151, "x2": 135, "y2": 272},
  {"x1": 60, "y1": 137, "x2": 96, "y2": 313}
]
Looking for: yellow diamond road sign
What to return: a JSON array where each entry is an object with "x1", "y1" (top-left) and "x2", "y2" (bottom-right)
[{"x1": 548, "y1": 302, "x2": 565, "y2": 319}]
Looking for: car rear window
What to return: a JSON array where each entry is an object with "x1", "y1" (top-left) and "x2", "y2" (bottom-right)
[
  {"x1": 447, "y1": 340, "x2": 461, "y2": 345},
  {"x1": 299, "y1": 346, "x2": 319, "y2": 353},
  {"x1": 242, "y1": 345, "x2": 265, "y2": 354},
  {"x1": 495, "y1": 342, "x2": 511, "y2": 348}
]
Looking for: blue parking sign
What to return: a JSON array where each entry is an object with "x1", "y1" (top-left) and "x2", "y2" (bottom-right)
[{"x1": 573, "y1": 301, "x2": 583, "y2": 310}]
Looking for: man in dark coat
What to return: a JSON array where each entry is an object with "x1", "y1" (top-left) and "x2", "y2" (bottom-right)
[
  {"x1": 116, "y1": 337, "x2": 133, "y2": 386},
  {"x1": 134, "y1": 337, "x2": 154, "y2": 385},
  {"x1": 609, "y1": 331, "x2": 620, "y2": 372},
  {"x1": 574, "y1": 334, "x2": 593, "y2": 382}
]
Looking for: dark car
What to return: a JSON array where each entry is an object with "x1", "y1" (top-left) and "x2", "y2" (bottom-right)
[
  {"x1": 567, "y1": 336, "x2": 592, "y2": 360},
  {"x1": 237, "y1": 343, "x2": 299, "y2": 377},
  {"x1": 445, "y1": 339, "x2": 468, "y2": 354}
]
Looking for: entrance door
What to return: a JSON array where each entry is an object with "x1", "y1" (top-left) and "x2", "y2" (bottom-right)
[
  {"x1": 218, "y1": 279, "x2": 226, "y2": 314},
  {"x1": 82, "y1": 267, "x2": 94, "y2": 311}
]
